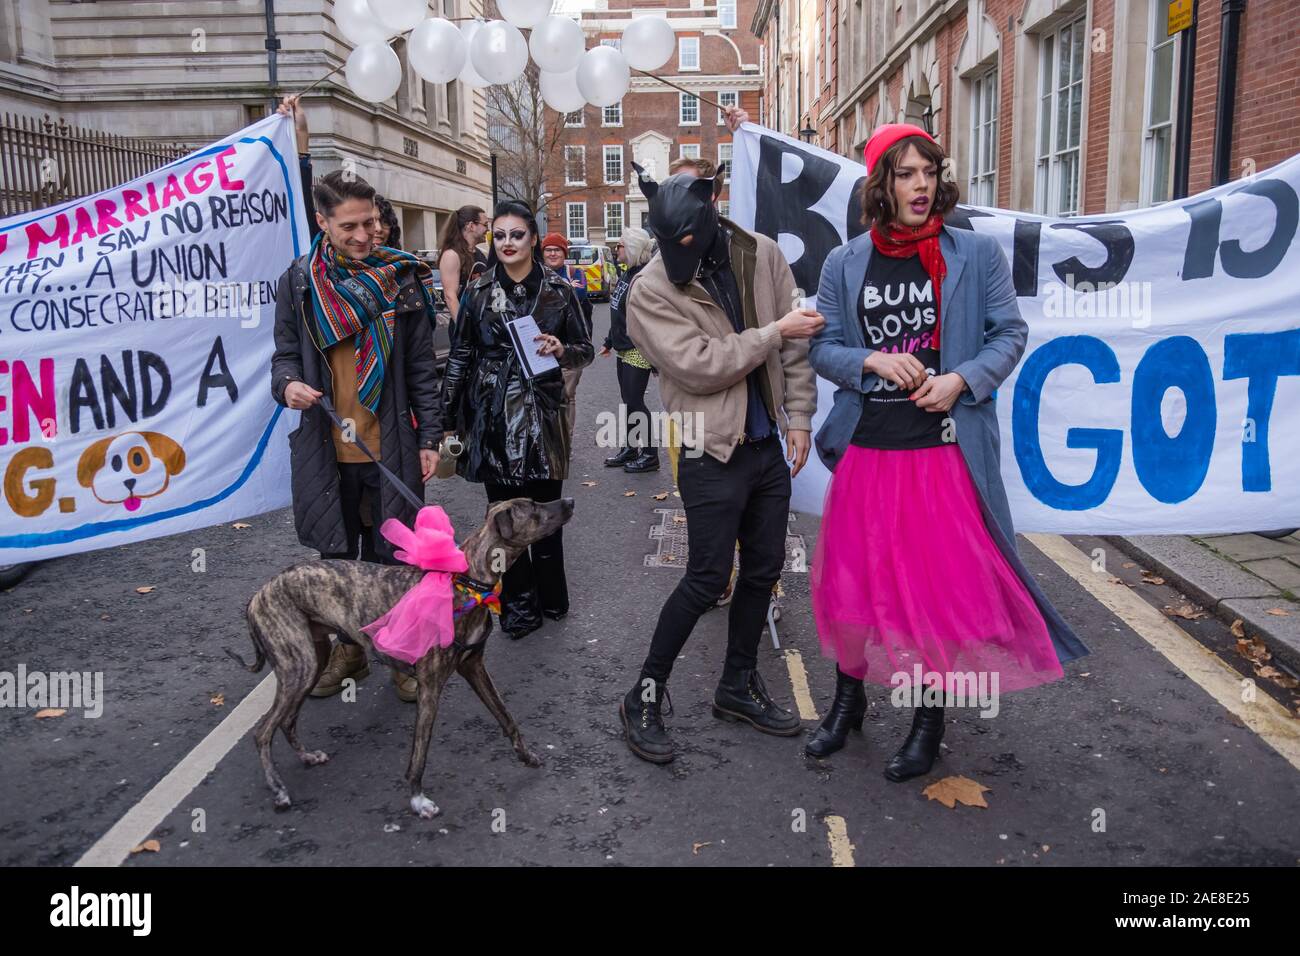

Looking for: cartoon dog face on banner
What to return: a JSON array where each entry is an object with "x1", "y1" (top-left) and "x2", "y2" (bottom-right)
[{"x1": 76, "y1": 432, "x2": 187, "y2": 512}]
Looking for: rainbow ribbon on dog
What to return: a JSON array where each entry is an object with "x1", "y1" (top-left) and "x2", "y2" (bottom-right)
[{"x1": 452, "y1": 578, "x2": 502, "y2": 619}]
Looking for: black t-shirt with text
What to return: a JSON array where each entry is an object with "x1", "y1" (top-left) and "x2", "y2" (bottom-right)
[{"x1": 850, "y1": 251, "x2": 946, "y2": 449}]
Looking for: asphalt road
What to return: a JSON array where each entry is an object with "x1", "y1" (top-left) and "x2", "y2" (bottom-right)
[{"x1": 3, "y1": 303, "x2": 1298, "y2": 867}]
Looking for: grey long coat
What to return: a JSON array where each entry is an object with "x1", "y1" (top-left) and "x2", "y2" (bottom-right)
[
  {"x1": 809, "y1": 226, "x2": 1089, "y2": 666},
  {"x1": 269, "y1": 254, "x2": 443, "y2": 562}
]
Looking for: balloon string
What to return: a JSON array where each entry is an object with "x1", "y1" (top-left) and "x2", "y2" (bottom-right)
[{"x1": 634, "y1": 69, "x2": 725, "y2": 111}]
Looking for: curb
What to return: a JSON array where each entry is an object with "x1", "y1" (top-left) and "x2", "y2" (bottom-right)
[{"x1": 1106, "y1": 535, "x2": 1300, "y2": 675}]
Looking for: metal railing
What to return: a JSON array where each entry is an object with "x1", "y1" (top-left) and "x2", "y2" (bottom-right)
[{"x1": 0, "y1": 112, "x2": 190, "y2": 217}]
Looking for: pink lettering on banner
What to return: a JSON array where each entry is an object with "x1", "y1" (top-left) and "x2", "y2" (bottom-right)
[
  {"x1": 0, "y1": 357, "x2": 56, "y2": 446},
  {"x1": 215, "y1": 146, "x2": 245, "y2": 191}
]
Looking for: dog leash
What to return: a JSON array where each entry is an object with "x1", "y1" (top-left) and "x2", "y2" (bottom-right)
[{"x1": 317, "y1": 395, "x2": 427, "y2": 511}]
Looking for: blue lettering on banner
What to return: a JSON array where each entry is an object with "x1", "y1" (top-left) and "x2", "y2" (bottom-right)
[
  {"x1": 1131, "y1": 336, "x2": 1216, "y2": 504},
  {"x1": 1223, "y1": 328, "x2": 1300, "y2": 493}
]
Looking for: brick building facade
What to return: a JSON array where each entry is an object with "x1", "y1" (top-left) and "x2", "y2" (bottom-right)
[
  {"x1": 544, "y1": 0, "x2": 763, "y2": 244},
  {"x1": 753, "y1": 0, "x2": 1300, "y2": 217}
]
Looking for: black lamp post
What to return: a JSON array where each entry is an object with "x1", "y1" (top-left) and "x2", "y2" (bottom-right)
[
  {"x1": 920, "y1": 104, "x2": 934, "y2": 135},
  {"x1": 799, "y1": 121, "x2": 816, "y2": 143}
]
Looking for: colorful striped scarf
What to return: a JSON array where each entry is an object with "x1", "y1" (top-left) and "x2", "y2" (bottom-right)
[{"x1": 305, "y1": 233, "x2": 436, "y2": 415}]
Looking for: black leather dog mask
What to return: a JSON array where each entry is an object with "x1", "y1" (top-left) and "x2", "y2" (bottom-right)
[{"x1": 635, "y1": 162, "x2": 725, "y2": 285}]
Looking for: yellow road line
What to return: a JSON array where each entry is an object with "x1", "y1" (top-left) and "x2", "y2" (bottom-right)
[
  {"x1": 1024, "y1": 533, "x2": 1300, "y2": 772},
  {"x1": 784, "y1": 648, "x2": 819, "y2": 721},
  {"x1": 824, "y1": 814, "x2": 856, "y2": 867}
]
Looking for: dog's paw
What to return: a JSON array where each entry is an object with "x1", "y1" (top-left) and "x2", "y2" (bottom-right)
[
  {"x1": 410, "y1": 794, "x2": 440, "y2": 819},
  {"x1": 299, "y1": 749, "x2": 330, "y2": 767},
  {"x1": 273, "y1": 790, "x2": 293, "y2": 811}
]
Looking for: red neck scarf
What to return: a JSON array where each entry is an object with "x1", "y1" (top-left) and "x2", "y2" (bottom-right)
[{"x1": 870, "y1": 214, "x2": 946, "y2": 345}]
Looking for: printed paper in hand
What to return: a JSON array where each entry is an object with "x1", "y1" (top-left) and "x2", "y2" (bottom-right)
[{"x1": 506, "y1": 315, "x2": 560, "y2": 379}]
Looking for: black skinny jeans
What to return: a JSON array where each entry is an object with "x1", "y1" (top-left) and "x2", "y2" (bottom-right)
[
  {"x1": 640, "y1": 435, "x2": 789, "y2": 683},
  {"x1": 485, "y1": 478, "x2": 569, "y2": 626},
  {"x1": 615, "y1": 357, "x2": 653, "y2": 450}
]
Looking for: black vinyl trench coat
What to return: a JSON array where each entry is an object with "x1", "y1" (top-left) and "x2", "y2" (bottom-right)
[{"x1": 441, "y1": 263, "x2": 593, "y2": 483}]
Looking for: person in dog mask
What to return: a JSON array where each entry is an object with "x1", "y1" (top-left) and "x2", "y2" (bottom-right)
[
  {"x1": 617, "y1": 165, "x2": 823, "y2": 764},
  {"x1": 270, "y1": 169, "x2": 443, "y2": 703}
]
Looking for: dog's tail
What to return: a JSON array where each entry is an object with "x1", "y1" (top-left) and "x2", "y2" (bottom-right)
[{"x1": 224, "y1": 597, "x2": 268, "y2": 673}]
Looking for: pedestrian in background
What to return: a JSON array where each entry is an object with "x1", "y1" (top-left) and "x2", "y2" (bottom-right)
[
  {"x1": 600, "y1": 227, "x2": 658, "y2": 473},
  {"x1": 437, "y1": 205, "x2": 489, "y2": 326}
]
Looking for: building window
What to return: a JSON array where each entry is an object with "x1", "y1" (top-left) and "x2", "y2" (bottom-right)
[
  {"x1": 718, "y1": 0, "x2": 737, "y2": 29},
  {"x1": 600, "y1": 37, "x2": 622, "y2": 50},
  {"x1": 1035, "y1": 15, "x2": 1085, "y2": 216},
  {"x1": 717, "y1": 90, "x2": 739, "y2": 124},
  {"x1": 680, "y1": 143, "x2": 701, "y2": 160},
  {"x1": 603, "y1": 101, "x2": 622, "y2": 126},
  {"x1": 564, "y1": 146, "x2": 586, "y2": 185},
  {"x1": 1142, "y1": 1, "x2": 1177, "y2": 205},
  {"x1": 718, "y1": 142, "x2": 732, "y2": 182},
  {"x1": 680, "y1": 92, "x2": 700, "y2": 125},
  {"x1": 603, "y1": 145, "x2": 624, "y2": 183},
  {"x1": 718, "y1": 200, "x2": 731, "y2": 218},
  {"x1": 969, "y1": 66, "x2": 998, "y2": 207},
  {"x1": 814, "y1": 20, "x2": 821, "y2": 92},
  {"x1": 565, "y1": 110, "x2": 584, "y2": 127},
  {"x1": 604, "y1": 202, "x2": 624, "y2": 239},
  {"x1": 566, "y1": 202, "x2": 587, "y2": 240},
  {"x1": 824, "y1": 0, "x2": 833, "y2": 88},
  {"x1": 679, "y1": 37, "x2": 700, "y2": 71}
]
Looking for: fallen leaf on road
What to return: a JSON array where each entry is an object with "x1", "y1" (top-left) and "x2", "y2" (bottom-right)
[
  {"x1": 922, "y1": 775, "x2": 990, "y2": 809},
  {"x1": 692, "y1": 841, "x2": 712, "y2": 855},
  {"x1": 653, "y1": 493, "x2": 669, "y2": 500},
  {"x1": 135, "y1": 586, "x2": 155, "y2": 594},
  {"x1": 1230, "y1": 619, "x2": 1246, "y2": 639},
  {"x1": 581, "y1": 481, "x2": 597, "y2": 487},
  {"x1": 231, "y1": 522, "x2": 251, "y2": 530},
  {"x1": 1122, "y1": 562, "x2": 1136, "y2": 569},
  {"x1": 130, "y1": 840, "x2": 160, "y2": 855},
  {"x1": 672, "y1": 491, "x2": 680, "y2": 497},
  {"x1": 1236, "y1": 636, "x2": 1270, "y2": 663},
  {"x1": 210, "y1": 694, "x2": 225, "y2": 707},
  {"x1": 1164, "y1": 604, "x2": 1208, "y2": 620},
  {"x1": 1266, "y1": 607, "x2": 1291, "y2": 616},
  {"x1": 34, "y1": 709, "x2": 66, "y2": 719},
  {"x1": 672, "y1": 514, "x2": 686, "y2": 524},
  {"x1": 623, "y1": 491, "x2": 636, "y2": 497},
  {"x1": 662, "y1": 554, "x2": 675, "y2": 562},
  {"x1": 1140, "y1": 572, "x2": 1166, "y2": 585}
]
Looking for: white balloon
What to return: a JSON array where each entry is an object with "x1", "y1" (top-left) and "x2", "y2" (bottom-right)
[
  {"x1": 497, "y1": 0, "x2": 552, "y2": 30},
  {"x1": 409, "y1": 17, "x2": 466, "y2": 84},
  {"x1": 346, "y1": 42, "x2": 403, "y2": 103},
  {"x1": 458, "y1": 20, "x2": 491, "y2": 88},
  {"x1": 576, "y1": 45, "x2": 630, "y2": 108},
  {"x1": 367, "y1": 0, "x2": 426, "y2": 33},
  {"x1": 528, "y1": 15, "x2": 586, "y2": 74},
  {"x1": 539, "y1": 68, "x2": 586, "y2": 114},
  {"x1": 622, "y1": 15, "x2": 675, "y2": 72},
  {"x1": 335, "y1": 0, "x2": 390, "y2": 45},
  {"x1": 470, "y1": 20, "x2": 529, "y2": 86}
]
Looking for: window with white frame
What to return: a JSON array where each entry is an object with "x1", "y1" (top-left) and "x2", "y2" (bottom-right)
[
  {"x1": 717, "y1": 90, "x2": 739, "y2": 124},
  {"x1": 603, "y1": 101, "x2": 622, "y2": 126},
  {"x1": 824, "y1": 0, "x2": 833, "y2": 87},
  {"x1": 604, "y1": 202, "x2": 624, "y2": 239},
  {"x1": 680, "y1": 143, "x2": 701, "y2": 160},
  {"x1": 679, "y1": 37, "x2": 700, "y2": 71},
  {"x1": 564, "y1": 146, "x2": 586, "y2": 185},
  {"x1": 968, "y1": 66, "x2": 998, "y2": 207},
  {"x1": 603, "y1": 145, "x2": 624, "y2": 183},
  {"x1": 565, "y1": 110, "x2": 584, "y2": 127},
  {"x1": 718, "y1": 0, "x2": 737, "y2": 29},
  {"x1": 680, "y1": 92, "x2": 700, "y2": 125},
  {"x1": 718, "y1": 142, "x2": 732, "y2": 182},
  {"x1": 1142, "y1": 0, "x2": 1177, "y2": 205},
  {"x1": 1035, "y1": 15, "x2": 1085, "y2": 216},
  {"x1": 566, "y1": 202, "x2": 587, "y2": 240},
  {"x1": 814, "y1": 20, "x2": 821, "y2": 92}
]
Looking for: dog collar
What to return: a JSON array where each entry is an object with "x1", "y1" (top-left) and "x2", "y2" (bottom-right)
[{"x1": 452, "y1": 575, "x2": 502, "y2": 620}]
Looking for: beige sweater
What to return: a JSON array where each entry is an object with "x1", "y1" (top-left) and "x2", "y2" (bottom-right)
[{"x1": 627, "y1": 221, "x2": 817, "y2": 464}]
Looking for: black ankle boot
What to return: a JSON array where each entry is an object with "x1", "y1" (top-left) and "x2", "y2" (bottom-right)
[
  {"x1": 883, "y1": 704, "x2": 945, "y2": 782},
  {"x1": 623, "y1": 449, "x2": 660, "y2": 473},
  {"x1": 805, "y1": 667, "x2": 866, "y2": 757},
  {"x1": 604, "y1": 446, "x2": 637, "y2": 467},
  {"x1": 713, "y1": 667, "x2": 801, "y2": 735},
  {"x1": 620, "y1": 678, "x2": 675, "y2": 764}
]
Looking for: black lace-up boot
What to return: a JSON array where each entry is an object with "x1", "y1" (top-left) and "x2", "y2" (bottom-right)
[
  {"x1": 712, "y1": 667, "x2": 801, "y2": 735},
  {"x1": 620, "y1": 677, "x2": 675, "y2": 764}
]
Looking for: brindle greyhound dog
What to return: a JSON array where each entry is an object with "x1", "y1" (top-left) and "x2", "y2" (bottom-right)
[{"x1": 228, "y1": 496, "x2": 574, "y2": 818}]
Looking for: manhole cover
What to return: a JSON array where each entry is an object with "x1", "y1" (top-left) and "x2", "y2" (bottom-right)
[{"x1": 644, "y1": 509, "x2": 807, "y2": 572}]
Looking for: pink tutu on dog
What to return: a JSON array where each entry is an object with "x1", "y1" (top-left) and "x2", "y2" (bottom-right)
[{"x1": 810, "y1": 443, "x2": 1064, "y2": 693}]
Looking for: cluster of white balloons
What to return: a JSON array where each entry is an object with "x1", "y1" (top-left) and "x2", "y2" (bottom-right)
[{"x1": 334, "y1": 0, "x2": 679, "y2": 112}]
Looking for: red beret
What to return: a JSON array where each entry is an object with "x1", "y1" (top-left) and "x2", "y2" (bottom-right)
[
  {"x1": 541, "y1": 233, "x2": 569, "y2": 252},
  {"x1": 863, "y1": 123, "x2": 936, "y2": 176}
]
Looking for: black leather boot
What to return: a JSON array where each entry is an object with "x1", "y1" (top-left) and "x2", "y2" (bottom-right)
[
  {"x1": 604, "y1": 446, "x2": 637, "y2": 467},
  {"x1": 623, "y1": 449, "x2": 660, "y2": 473},
  {"x1": 500, "y1": 586, "x2": 543, "y2": 639},
  {"x1": 805, "y1": 666, "x2": 866, "y2": 757},
  {"x1": 883, "y1": 704, "x2": 945, "y2": 781},
  {"x1": 713, "y1": 667, "x2": 801, "y2": 735},
  {"x1": 620, "y1": 678, "x2": 675, "y2": 764}
]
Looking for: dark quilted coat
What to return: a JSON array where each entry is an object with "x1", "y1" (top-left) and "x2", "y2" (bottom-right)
[{"x1": 270, "y1": 254, "x2": 443, "y2": 561}]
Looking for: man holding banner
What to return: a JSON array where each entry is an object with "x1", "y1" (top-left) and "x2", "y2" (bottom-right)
[
  {"x1": 270, "y1": 169, "x2": 443, "y2": 702},
  {"x1": 804, "y1": 124, "x2": 1090, "y2": 781}
]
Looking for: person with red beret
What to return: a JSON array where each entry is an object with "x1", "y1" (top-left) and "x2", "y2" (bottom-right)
[
  {"x1": 541, "y1": 232, "x2": 592, "y2": 453},
  {"x1": 805, "y1": 124, "x2": 1090, "y2": 781}
]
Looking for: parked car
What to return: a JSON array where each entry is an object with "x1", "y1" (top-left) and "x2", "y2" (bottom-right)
[{"x1": 565, "y1": 244, "x2": 618, "y2": 301}]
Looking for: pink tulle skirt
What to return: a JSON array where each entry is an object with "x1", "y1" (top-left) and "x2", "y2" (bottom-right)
[{"x1": 810, "y1": 443, "x2": 1064, "y2": 693}]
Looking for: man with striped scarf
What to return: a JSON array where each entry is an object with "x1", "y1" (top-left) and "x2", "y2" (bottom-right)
[{"x1": 270, "y1": 170, "x2": 444, "y2": 703}]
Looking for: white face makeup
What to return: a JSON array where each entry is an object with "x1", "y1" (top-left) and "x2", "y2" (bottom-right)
[{"x1": 491, "y1": 215, "x2": 534, "y2": 266}]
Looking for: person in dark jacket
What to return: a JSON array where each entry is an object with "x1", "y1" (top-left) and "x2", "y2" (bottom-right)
[
  {"x1": 441, "y1": 200, "x2": 593, "y2": 639},
  {"x1": 269, "y1": 168, "x2": 443, "y2": 700},
  {"x1": 600, "y1": 226, "x2": 657, "y2": 473}
]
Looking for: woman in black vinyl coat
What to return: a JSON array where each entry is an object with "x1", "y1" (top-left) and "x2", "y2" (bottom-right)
[{"x1": 441, "y1": 200, "x2": 593, "y2": 638}]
